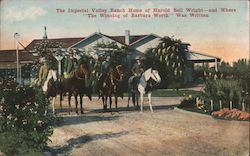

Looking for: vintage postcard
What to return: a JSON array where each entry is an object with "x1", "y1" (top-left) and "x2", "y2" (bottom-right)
[{"x1": 0, "y1": 0, "x2": 249, "y2": 156}]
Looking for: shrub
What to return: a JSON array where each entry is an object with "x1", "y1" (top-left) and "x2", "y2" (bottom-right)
[
  {"x1": 203, "y1": 79, "x2": 243, "y2": 110},
  {"x1": 178, "y1": 95, "x2": 196, "y2": 108},
  {"x1": 0, "y1": 78, "x2": 55, "y2": 155}
]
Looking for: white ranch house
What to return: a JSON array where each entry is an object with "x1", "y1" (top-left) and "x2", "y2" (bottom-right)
[{"x1": 22, "y1": 30, "x2": 221, "y2": 83}]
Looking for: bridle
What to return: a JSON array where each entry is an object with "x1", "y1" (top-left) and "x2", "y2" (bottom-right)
[{"x1": 150, "y1": 70, "x2": 159, "y2": 83}]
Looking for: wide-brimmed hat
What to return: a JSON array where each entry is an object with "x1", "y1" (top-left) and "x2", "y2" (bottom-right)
[{"x1": 39, "y1": 57, "x2": 46, "y2": 63}]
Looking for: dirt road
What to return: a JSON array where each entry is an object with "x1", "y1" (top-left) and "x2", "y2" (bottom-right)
[{"x1": 47, "y1": 97, "x2": 249, "y2": 156}]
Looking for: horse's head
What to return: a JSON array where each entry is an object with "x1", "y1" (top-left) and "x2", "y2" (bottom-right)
[
  {"x1": 75, "y1": 63, "x2": 89, "y2": 80},
  {"x1": 115, "y1": 65, "x2": 125, "y2": 81},
  {"x1": 144, "y1": 68, "x2": 161, "y2": 84}
]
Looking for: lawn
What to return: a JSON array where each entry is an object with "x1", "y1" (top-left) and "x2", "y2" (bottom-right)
[
  {"x1": 121, "y1": 89, "x2": 203, "y2": 97},
  {"x1": 151, "y1": 89, "x2": 203, "y2": 97}
]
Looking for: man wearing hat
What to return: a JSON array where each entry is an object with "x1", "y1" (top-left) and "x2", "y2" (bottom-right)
[
  {"x1": 37, "y1": 57, "x2": 49, "y2": 87},
  {"x1": 63, "y1": 49, "x2": 78, "y2": 78},
  {"x1": 100, "y1": 55, "x2": 112, "y2": 85},
  {"x1": 132, "y1": 57, "x2": 145, "y2": 76},
  {"x1": 131, "y1": 57, "x2": 145, "y2": 86},
  {"x1": 97, "y1": 55, "x2": 112, "y2": 96}
]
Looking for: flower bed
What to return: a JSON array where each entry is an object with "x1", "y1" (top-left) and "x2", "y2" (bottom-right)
[{"x1": 212, "y1": 108, "x2": 250, "y2": 121}]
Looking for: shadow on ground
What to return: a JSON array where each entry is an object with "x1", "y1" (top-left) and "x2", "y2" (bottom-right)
[
  {"x1": 55, "y1": 115, "x2": 120, "y2": 127},
  {"x1": 46, "y1": 131, "x2": 129, "y2": 155}
]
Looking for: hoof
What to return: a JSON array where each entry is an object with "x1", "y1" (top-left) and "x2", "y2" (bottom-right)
[{"x1": 81, "y1": 111, "x2": 84, "y2": 114}]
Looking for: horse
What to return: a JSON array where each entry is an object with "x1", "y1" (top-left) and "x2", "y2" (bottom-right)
[
  {"x1": 130, "y1": 68, "x2": 161, "y2": 112},
  {"x1": 42, "y1": 69, "x2": 58, "y2": 114},
  {"x1": 60, "y1": 63, "x2": 91, "y2": 114},
  {"x1": 100, "y1": 65, "x2": 125, "y2": 113}
]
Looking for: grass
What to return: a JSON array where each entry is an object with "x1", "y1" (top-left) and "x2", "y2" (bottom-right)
[
  {"x1": 91, "y1": 89, "x2": 203, "y2": 97},
  {"x1": 151, "y1": 89, "x2": 203, "y2": 97},
  {"x1": 180, "y1": 107, "x2": 211, "y2": 116}
]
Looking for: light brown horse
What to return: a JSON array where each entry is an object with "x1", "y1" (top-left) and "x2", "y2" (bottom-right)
[
  {"x1": 100, "y1": 65, "x2": 125, "y2": 113},
  {"x1": 60, "y1": 63, "x2": 91, "y2": 114}
]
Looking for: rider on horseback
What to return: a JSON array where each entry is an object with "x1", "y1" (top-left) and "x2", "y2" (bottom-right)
[
  {"x1": 131, "y1": 57, "x2": 145, "y2": 87},
  {"x1": 98, "y1": 55, "x2": 112, "y2": 97},
  {"x1": 100, "y1": 55, "x2": 112, "y2": 87},
  {"x1": 37, "y1": 57, "x2": 49, "y2": 87},
  {"x1": 63, "y1": 49, "x2": 78, "y2": 79}
]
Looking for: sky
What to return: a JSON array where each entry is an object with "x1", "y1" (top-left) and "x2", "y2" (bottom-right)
[{"x1": 0, "y1": 0, "x2": 249, "y2": 63}]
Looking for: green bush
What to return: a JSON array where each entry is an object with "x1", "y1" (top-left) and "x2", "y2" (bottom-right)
[
  {"x1": 203, "y1": 79, "x2": 243, "y2": 110},
  {"x1": 178, "y1": 97, "x2": 196, "y2": 108},
  {"x1": 0, "y1": 79, "x2": 55, "y2": 155}
]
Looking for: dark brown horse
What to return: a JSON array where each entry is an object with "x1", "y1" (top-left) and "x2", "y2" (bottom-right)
[
  {"x1": 100, "y1": 65, "x2": 125, "y2": 113},
  {"x1": 60, "y1": 63, "x2": 91, "y2": 114}
]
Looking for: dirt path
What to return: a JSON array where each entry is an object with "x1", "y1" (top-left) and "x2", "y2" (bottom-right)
[{"x1": 47, "y1": 97, "x2": 249, "y2": 156}]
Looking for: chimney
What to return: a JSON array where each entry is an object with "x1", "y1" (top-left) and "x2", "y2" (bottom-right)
[
  {"x1": 125, "y1": 30, "x2": 130, "y2": 45},
  {"x1": 43, "y1": 26, "x2": 48, "y2": 39}
]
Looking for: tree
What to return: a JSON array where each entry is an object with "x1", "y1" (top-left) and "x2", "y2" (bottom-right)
[
  {"x1": 90, "y1": 42, "x2": 129, "y2": 92},
  {"x1": 32, "y1": 40, "x2": 64, "y2": 70},
  {"x1": 145, "y1": 36, "x2": 188, "y2": 89}
]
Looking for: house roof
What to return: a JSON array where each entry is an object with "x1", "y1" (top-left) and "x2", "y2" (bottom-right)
[
  {"x1": 186, "y1": 51, "x2": 221, "y2": 63},
  {"x1": 25, "y1": 33, "x2": 154, "y2": 51},
  {"x1": 0, "y1": 50, "x2": 35, "y2": 63},
  {"x1": 25, "y1": 37, "x2": 85, "y2": 51},
  {"x1": 103, "y1": 34, "x2": 148, "y2": 45}
]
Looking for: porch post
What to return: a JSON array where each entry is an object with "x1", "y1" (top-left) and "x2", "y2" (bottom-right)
[{"x1": 215, "y1": 58, "x2": 218, "y2": 72}]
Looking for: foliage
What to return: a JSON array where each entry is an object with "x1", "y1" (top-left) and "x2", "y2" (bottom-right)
[
  {"x1": 32, "y1": 40, "x2": 64, "y2": 70},
  {"x1": 152, "y1": 89, "x2": 202, "y2": 97},
  {"x1": 93, "y1": 42, "x2": 129, "y2": 67},
  {"x1": 203, "y1": 79, "x2": 243, "y2": 110},
  {"x1": 212, "y1": 108, "x2": 250, "y2": 121},
  {"x1": 145, "y1": 36, "x2": 188, "y2": 89},
  {"x1": 0, "y1": 78, "x2": 55, "y2": 155},
  {"x1": 91, "y1": 42, "x2": 129, "y2": 92},
  {"x1": 178, "y1": 95, "x2": 196, "y2": 108}
]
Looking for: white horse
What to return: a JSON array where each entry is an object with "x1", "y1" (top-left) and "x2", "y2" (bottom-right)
[
  {"x1": 138, "y1": 68, "x2": 161, "y2": 112},
  {"x1": 42, "y1": 70, "x2": 57, "y2": 114}
]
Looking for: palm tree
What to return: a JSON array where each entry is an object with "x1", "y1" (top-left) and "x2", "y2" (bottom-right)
[{"x1": 145, "y1": 36, "x2": 188, "y2": 88}]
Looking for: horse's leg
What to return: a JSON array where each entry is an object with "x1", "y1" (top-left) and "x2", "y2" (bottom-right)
[
  {"x1": 52, "y1": 96, "x2": 56, "y2": 115},
  {"x1": 136, "y1": 93, "x2": 139, "y2": 109},
  {"x1": 109, "y1": 95, "x2": 112, "y2": 113},
  {"x1": 75, "y1": 95, "x2": 78, "y2": 114},
  {"x1": 115, "y1": 96, "x2": 118, "y2": 112},
  {"x1": 44, "y1": 97, "x2": 49, "y2": 115},
  {"x1": 148, "y1": 92, "x2": 153, "y2": 113},
  {"x1": 68, "y1": 94, "x2": 71, "y2": 114},
  {"x1": 102, "y1": 96, "x2": 107, "y2": 110},
  {"x1": 80, "y1": 94, "x2": 84, "y2": 114},
  {"x1": 127, "y1": 91, "x2": 130, "y2": 108},
  {"x1": 132, "y1": 93, "x2": 136, "y2": 109},
  {"x1": 59, "y1": 89, "x2": 63, "y2": 112},
  {"x1": 140, "y1": 93, "x2": 144, "y2": 112}
]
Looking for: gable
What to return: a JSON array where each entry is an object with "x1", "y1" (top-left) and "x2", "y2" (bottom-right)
[
  {"x1": 131, "y1": 35, "x2": 162, "y2": 53},
  {"x1": 71, "y1": 33, "x2": 124, "y2": 50}
]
